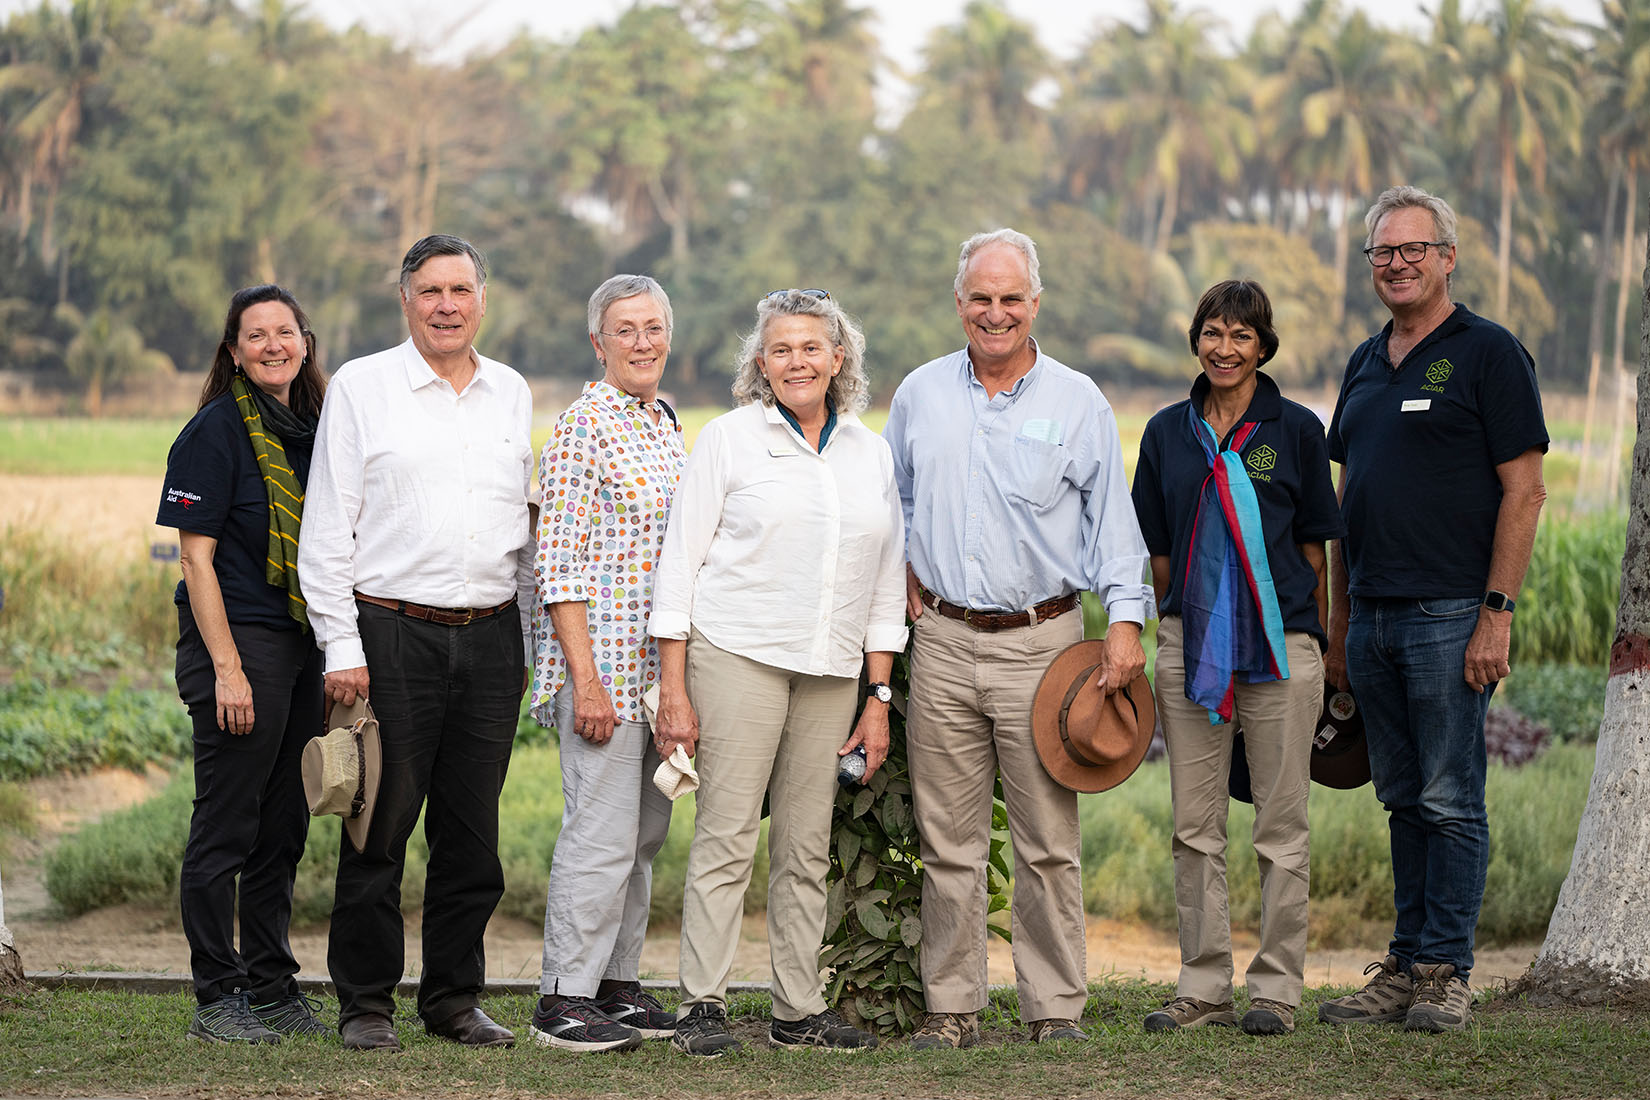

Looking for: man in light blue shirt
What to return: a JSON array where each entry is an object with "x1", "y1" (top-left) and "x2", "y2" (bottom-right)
[{"x1": 884, "y1": 228, "x2": 1151, "y2": 1049}]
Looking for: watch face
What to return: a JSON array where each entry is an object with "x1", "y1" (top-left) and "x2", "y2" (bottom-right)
[{"x1": 872, "y1": 684, "x2": 892, "y2": 702}]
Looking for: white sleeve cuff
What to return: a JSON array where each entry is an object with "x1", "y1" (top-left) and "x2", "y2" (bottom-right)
[{"x1": 323, "y1": 637, "x2": 368, "y2": 674}]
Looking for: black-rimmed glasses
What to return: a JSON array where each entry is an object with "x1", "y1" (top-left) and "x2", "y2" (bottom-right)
[{"x1": 1363, "y1": 241, "x2": 1450, "y2": 267}]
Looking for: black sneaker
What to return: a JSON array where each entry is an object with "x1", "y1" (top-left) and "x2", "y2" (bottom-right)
[
  {"x1": 595, "y1": 984, "x2": 676, "y2": 1039},
  {"x1": 528, "y1": 997, "x2": 643, "y2": 1052},
  {"x1": 671, "y1": 1002, "x2": 744, "y2": 1057},
  {"x1": 769, "y1": 1008, "x2": 877, "y2": 1051},
  {"x1": 187, "y1": 992, "x2": 281, "y2": 1044},
  {"x1": 251, "y1": 992, "x2": 331, "y2": 1038}
]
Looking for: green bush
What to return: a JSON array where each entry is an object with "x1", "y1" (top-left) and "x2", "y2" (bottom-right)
[
  {"x1": 1513, "y1": 511, "x2": 1624, "y2": 667},
  {"x1": 1479, "y1": 743, "x2": 1593, "y2": 942},
  {"x1": 0, "y1": 683, "x2": 190, "y2": 780},
  {"x1": 1494, "y1": 662, "x2": 1608, "y2": 743},
  {"x1": 45, "y1": 768, "x2": 193, "y2": 915}
]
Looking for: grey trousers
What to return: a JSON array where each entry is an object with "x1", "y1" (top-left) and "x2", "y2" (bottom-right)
[{"x1": 538, "y1": 683, "x2": 673, "y2": 997}]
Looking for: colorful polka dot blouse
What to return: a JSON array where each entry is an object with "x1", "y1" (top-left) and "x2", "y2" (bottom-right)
[{"x1": 530, "y1": 380, "x2": 687, "y2": 725}]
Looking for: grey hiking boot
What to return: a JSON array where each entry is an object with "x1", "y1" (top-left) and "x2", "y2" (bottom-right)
[
  {"x1": 251, "y1": 992, "x2": 330, "y2": 1038},
  {"x1": 188, "y1": 991, "x2": 281, "y2": 1044},
  {"x1": 769, "y1": 1007, "x2": 877, "y2": 1050},
  {"x1": 1318, "y1": 955, "x2": 1416, "y2": 1026},
  {"x1": 908, "y1": 1011, "x2": 980, "y2": 1051},
  {"x1": 671, "y1": 1002, "x2": 743, "y2": 1057},
  {"x1": 1240, "y1": 998, "x2": 1295, "y2": 1035},
  {"x1": 1028, "y1": 1018, "x2": 1089, "y2": 1043},
  {"x1": 1405, "y1": 963, "x2": 1472, "y2": 1032},
  {"x1": 1143, "y1": 996, "x2": 1238, "y2": 1032}
]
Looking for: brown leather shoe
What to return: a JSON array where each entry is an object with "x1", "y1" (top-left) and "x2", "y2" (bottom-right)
[
  {"x1": 340, "y1": 1013, "x2": 401, "y2": 1051},
  {"x1": 426, "y1": 1006, "x2": 516, "y2": 1048}
]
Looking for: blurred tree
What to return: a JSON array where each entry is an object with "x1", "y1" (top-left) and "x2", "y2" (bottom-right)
[{"x1": 54, "y1": 302, "x2": 173, "y2": 416}]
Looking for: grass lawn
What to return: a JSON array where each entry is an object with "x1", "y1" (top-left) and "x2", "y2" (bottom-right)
[{"x1": 3, "y1": 985, "x2": 1647, "y2": 1098}]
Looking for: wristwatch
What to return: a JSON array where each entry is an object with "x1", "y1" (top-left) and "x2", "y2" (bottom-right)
[
  {"x1": 1482, "y1": 590, "x2": 1517, "y2": 613},
  {"x1": 868, "y1": 682, "x2": 893, "y2": 704}
]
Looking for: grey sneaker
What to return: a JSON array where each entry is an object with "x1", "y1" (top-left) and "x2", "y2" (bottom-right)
[
  {"x1": 1405, "y1": 963, "x2": 1472, "y2": 1032},
  {"x1": 1318, "y1": 955, "x2": 1416, "y2": 1026},
  {"x1": 769, "y1": 1007, "x2": 877, "y2": 1051},
  {"x1": 1240, "y1": 998, "x2": 1295, "y2": 1035},
  {"x1": 250, "y1": 992, "x2": 330, "y2": 1038},
  {"x1": 672, "y1": 1002, "x2": 743, "y2": 1057},
  {"x1": 1143, "y1": 997, "x2": 1238, "y2": 1032},
  {"x1": 1028, "y1": 1018, "x2": 1089, "y2": 1043},
  {"x1": 908, "y1": 1011, "x2": 981, "y2": 1051},
  {"x1": 529, "y1": 997, "x2": 643, "y2": 1052},
  {"x1": 594, "y1": 984, "x2": 675, "y2": 1040},
  {"x1": 187, "y1": 992, "x2": 281, "y2": 1044}
]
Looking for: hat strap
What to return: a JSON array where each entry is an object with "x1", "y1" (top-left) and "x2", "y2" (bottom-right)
[
  {"x1": 349, "y1": 719, "x2": 367, "y2": 819},
  {"x1": 1059, "y1": 666, "x2": 1141, "y2": 768}
]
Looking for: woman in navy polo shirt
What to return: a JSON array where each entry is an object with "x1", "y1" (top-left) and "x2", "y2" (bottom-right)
[
  {"x1": 1131, "y1": 280, "x2": 1344, "y2": 1038},
  {"x1": 157, "y1": 285, "x2": 329, "y2": 1044}
]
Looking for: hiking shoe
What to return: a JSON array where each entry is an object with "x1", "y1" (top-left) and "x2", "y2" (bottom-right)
[
  {"x1": 187, "y1": 991, "x2": 281, "y2": 1044},
  {"x1": 595, "y1": 983, "x2": 676, "y2": 1039},
  {"x1": 908, "y1": 1011, "x2": 980, "y2": 1051},
  {"x1": 1318, "y1": 955, "x2": 1416, "y2": 1026},
  {"x1": 529, "y1": 997, "x2": 643, "y2": 1052},
  {"x1": 1028, "y1": 1018, "x2": 1089, "y2": 1043},
  {"x1": 770, "y1": 1007, "x2": 877, "y2": 1051},
  {"x1": 251, "y1": 992, "x2": 330, "y2": 1038},
  {"x1": 1404, "y1": 963, "x2": 1472, "y2": 1032},
  {"x1": 1240, "y1": 999, "x2": 1295, "y2": 1035},
  {"x1": 1143, "y1": 997, "x2": 1238, "y2": 1032},
  {"x1": 671, "y1": 1002, "x2": 743, "y2": 1057}
]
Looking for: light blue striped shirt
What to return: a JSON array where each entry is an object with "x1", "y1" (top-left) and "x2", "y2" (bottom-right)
[{"x1": 883, "y1": 344, "x2": 1151, "y2": 623}]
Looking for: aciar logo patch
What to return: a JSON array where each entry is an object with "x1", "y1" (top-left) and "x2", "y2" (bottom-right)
[
  {"x1": 1426, "y1": 359, "x2": 1454, "y2": 384},
  {"x1": 1246, "y1": 444, "x2": 1276, "y2": 472}
]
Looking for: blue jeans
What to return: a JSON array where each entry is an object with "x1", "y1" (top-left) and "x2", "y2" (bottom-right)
[{"x1": 1346, "y1": 595, "x2": 1492, "y2": 979}]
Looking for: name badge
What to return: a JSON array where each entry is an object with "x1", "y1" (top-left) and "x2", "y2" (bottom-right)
[
  {"x1": 768, "y1": 445, "x2": 798, "y2": 457},
  {"x1": 1401, "y1": 399, "x2": 1431, "y2": 413}
]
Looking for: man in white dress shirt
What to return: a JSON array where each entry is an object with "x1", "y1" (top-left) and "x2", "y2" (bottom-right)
[{"x1": 299, "y1": 234, "x2": 534, "y2": 1051}]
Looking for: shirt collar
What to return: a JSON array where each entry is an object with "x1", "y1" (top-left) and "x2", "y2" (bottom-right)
[
  {"x1": 769, "y1": 396, "x2": 838, "y2": 451},
  {"x1": 586, "y1": 378, "x2": 663, "y2": 417},
  {"x1": 1188, "y1": 370, "x2": 1282, "y2": 422},
  {"x1": 962, "y1": 337, "x2": 1042, "y2": 398},
  {"x1": 398, "y1": 338, "x2": 491, "y2": 393},
  {"x1": 1377, "y1": 302, "x2": 1471, "y2": 364}
]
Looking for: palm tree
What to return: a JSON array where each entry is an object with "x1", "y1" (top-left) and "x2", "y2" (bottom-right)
[
  {"x1": 915, "y1": 0, "x2": 1049, "y2": 148},
  {"x1": 773, "y1": 0, "x2": 880, "y2": 120},
  {"x1": 54, "y1": 303, "x2": 173, "y2": 417}
]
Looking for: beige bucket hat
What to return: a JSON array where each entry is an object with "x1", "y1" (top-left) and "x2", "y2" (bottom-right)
[{"x1": 301, "y1": 697, "x2": 382, "y2": 854}]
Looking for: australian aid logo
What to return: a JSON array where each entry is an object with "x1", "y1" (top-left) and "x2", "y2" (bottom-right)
[{"x1": 165, "y1": 486, "x2": 202, "y2": 510}]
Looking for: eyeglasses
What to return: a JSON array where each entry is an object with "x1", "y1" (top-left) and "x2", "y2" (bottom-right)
[
  {"x1": 764, "y1": 288, "x2": 831, "y2": 301},
  {"x1": 598, "y1": 324, "x2": 668, "y2": 347},
  {"x1": 1363, "y1": 241, "x2": 1450, "y2": 267}
]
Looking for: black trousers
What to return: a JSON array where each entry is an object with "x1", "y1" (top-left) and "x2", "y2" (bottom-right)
[
  {"x1": 329, "y1": 600, "x2": 523, "y2": 1027},
  {"x1": 175, "y1": 603, "x2": 322, "y2": 1005}
]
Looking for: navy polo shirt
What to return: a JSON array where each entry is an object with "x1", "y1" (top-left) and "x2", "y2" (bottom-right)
[
  {"x1": 156, "y1": 393, "x2": 313, "y2": 630},
  {"x1": 1132, "y1": 371, "x2": 1344, "y2": 646},
  {"x1": 1328, "y1": 303, "x2": 1547, "y2": 599}
]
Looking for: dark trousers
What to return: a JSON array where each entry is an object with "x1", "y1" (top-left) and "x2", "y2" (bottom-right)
[
  {"x1": 175, "y1": 604, "x2": 322, "y2": 1005},
  {"x1": 329, "y1": 601, "x2": 523, "y2": 1027}
]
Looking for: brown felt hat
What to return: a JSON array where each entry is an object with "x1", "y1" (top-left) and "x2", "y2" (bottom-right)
[
  {"x1": 301, "y1": 697, "x2": 382, "y2": 854},
  {"x1": 1031, "y1": 640, "x2": 1156, "y2": 794}
]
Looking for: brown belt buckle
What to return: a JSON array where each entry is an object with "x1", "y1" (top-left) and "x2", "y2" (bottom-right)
[{"x1": 459, "y1": 606, "x2": 475, "y2": 626}]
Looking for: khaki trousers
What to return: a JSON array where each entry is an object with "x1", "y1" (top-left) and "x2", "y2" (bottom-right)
[
  {"x1": 907, "y1": 608, "x2": 1087, "y2": 1021},
  {"x1": 1155, "y1": 615, "x2": 1322, "y2": 1006},
  {"x1": 677, "y1": 630, "x2": 859, "y2": 1021}
]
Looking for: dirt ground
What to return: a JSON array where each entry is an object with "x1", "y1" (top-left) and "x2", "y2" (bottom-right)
[
  {"x1": 5, "y1": 768, "x2": 1541, "y2": 993},
  {"x1": 2, "y1": 473, "x2": 169, "y2": 552}
]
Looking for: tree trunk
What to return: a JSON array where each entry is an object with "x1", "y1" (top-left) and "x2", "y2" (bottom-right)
[
  {"x1": 0, "y1": 868, "x2": 23, "y2": 993},
  {"x1": 1516, "y1": 190, "x2": 1650, "y2": 1007},
  {"x1": 1578, "y1": 161, "x2": 1623, "y2": 504},
  {"x1": 1496, "y1": 116, "x2": 1516, "y2": 322},
  {"x1": 1331, "y1": 187, "x2": 1350, "y2": 328},
  {"x1": 1605, "y1": 165, "x2": 1640, "y2": 504}
]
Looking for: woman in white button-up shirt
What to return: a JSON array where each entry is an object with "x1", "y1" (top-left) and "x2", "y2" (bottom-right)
[{"x1": 649, "y1": 290, "x2": 907, "y2": 1055}]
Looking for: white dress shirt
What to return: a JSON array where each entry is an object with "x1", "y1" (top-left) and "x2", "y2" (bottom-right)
[
  {"x1": 299, "y1": 338, "x2": 535, "y2": 673},
  {"x1": 649, "y1": 400, "x2": 908, "y2": 677}
]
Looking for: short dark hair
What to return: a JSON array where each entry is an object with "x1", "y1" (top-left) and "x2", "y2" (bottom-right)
[
  {"x1": 399, "y1": 234, "x2": 488, "y2": 295},
  {"x1": 200, "y1": 285, "x2": 326, "y2": 420},
  {"x1": 1187, "y1": 280, "x2": 1279, "y2": 367}
]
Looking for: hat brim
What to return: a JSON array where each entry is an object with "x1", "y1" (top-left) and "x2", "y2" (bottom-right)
[
  {"x1": 1031, "y1": 640, "x2": 1156, "y2": 794},
  {"x1": 330, "y1": 697, "x2": 383, "y2": 854}
]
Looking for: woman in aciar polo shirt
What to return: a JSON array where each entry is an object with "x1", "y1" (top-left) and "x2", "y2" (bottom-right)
[
  {"x1": 1130, "y1": 280, "x2": 1344, "y2": 1038},
  {"x1": 649, "y1": 289, "x2": 907, "y2": 1057}
]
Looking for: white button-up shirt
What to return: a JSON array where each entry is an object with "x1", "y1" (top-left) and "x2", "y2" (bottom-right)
[
  {"x1": 649, "y1": 401, "x2": 908, "y2": 677},
  {"x1": 299, "y1": 338, "x2": 535, "y2": 673}
]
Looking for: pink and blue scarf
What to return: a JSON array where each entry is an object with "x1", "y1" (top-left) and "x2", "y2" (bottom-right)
[{"x1": 1180, "y1": 406, "x2": 1289, "y2": 722}]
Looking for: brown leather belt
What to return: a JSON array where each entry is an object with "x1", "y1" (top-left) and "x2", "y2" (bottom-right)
[
  {"x1": 918, "y1": 586, "x2": 1078, "y2": 632},
  {"x1": 355, "y1": 591, "x2": 515, "y2": 626}
]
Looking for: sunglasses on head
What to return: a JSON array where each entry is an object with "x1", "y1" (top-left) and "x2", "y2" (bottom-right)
[{"x1": 764, "y1": 288, "x2": 831, "y2": 301}]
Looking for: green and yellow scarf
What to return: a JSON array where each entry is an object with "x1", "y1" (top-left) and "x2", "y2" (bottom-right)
[{"x1": 232, "y1": 375, "x2": 308, "y2": 629}]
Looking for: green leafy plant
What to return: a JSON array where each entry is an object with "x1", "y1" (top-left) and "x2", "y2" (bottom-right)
[{"x1": 820, "y1": 653, "x2": 1012, "y2": 1035}]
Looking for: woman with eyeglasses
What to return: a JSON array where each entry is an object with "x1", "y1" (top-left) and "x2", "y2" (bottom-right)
[
  {"x1": 526, "y1": 275, "x2": 688, "y2": 1053},
  {"x1": 1129, "y1": 280, "x2": 1343, "y2": 1037},
  {"x1": 649, "y1": 289, "x2": 906, "y2": 1056}
]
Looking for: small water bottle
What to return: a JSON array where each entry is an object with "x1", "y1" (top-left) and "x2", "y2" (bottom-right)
[{"x1": 838, "y1": 744, "x2": 868, "y2": 787}]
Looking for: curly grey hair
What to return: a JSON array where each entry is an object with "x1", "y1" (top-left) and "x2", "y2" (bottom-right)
[
  {"x1": 731, "y1": 290, "x2": 870, "y2": 415},
  {"x1": 954, "y1": 227, "x2": 1042, "y2": 298},
  {"x1": 1364, "y1": 185, "x2": 1459, "y2": 249}
]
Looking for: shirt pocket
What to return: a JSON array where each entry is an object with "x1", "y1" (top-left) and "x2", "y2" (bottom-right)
[{"x1": 1003, "y1": 435, "x2": 1070, "y2": 511}]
